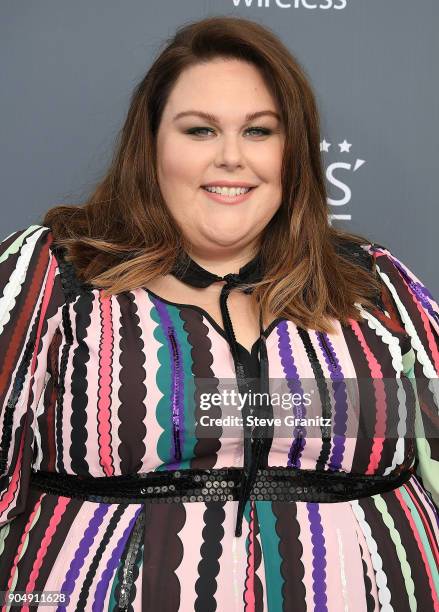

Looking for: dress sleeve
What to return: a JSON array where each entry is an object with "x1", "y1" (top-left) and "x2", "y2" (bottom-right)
[
  {"x1": 0, "y1": 225, "x2": 64, "y2": 527},
  {"x1": 369, "y1": 243, "x2": 439, "y2": 507}
]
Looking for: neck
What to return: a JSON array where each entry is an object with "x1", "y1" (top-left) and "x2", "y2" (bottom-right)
[{"x1": 185, "y1": 243, "x2": 260, "y2": 278}]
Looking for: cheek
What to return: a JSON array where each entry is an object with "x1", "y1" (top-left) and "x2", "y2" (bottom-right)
[
  {"x1": 251, "y1": 144, "x2": 283, "y2": 182},
  {"x1": 159, "y1": 151, "x2": 194, "y2": 187},
  {"x1": 158, "y1": 135, "x2": 203, "y2": 189}
]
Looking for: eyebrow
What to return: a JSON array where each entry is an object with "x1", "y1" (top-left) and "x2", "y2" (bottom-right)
[{"x1": 173, "y1": 110, "x2": 281, "y2": 123}]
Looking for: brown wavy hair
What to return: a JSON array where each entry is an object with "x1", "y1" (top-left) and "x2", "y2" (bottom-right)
[{"x1": 42, "y1": 15, "x2": 384, "y2": 334}]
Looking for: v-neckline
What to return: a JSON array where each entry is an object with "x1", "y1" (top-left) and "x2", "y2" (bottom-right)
[{"x1": 141, "y1": 286, "x2": 285, "y2": 358}]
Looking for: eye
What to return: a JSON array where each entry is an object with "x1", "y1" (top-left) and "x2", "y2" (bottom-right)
[
  {"x1": 184, "y1": 127, "x2": 273, "y2": 137},
  {"x1": 185, "y1": 127, "x2": 214, "y2": 136},
  {"x1": 245, "y1": 127, "x2": 272, "y2": 136}
]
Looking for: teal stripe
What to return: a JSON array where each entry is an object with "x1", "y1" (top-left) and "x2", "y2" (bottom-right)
[
  {"x1": 153, "y1": 305, "x2": 173, "y2": 468},
  {"x1": 256, "y1": 502, "x2": 284, "y2": 611},
  {"x1": 166, "y1": 306, "x2": 197, "y2": 469},
  {"x1": 108, "y1": 543, "x2": 144, "y2": 609},
  {"x1": 154, "y1": 304, "x2": 197, "y2": 469}
]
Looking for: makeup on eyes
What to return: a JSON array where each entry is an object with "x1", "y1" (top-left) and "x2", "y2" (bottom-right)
[{"x1": 185, "y1": 126, "x2": 273, "y2": 137}]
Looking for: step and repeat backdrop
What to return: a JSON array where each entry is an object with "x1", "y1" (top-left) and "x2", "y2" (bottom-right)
[{"x1": 1, "y1": 0, "x2": 437, "y2": 293}]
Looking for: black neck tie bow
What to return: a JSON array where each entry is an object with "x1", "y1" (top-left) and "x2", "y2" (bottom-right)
[{"x1": 170, "y1": 250, "x2": 272, "y2": 536}]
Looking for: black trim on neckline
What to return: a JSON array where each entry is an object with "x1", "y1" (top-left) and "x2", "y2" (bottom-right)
[{"x1": 142, "y1": 286, "x2": 285, "y2": 357}]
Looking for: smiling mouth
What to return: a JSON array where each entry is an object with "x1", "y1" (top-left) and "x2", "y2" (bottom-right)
[
  {"x1": 200, "y1": 186, "x2": 257, "y2": 205},
  {"x1": 201, "y1": 186, "x2": 256, "y2": 192}
]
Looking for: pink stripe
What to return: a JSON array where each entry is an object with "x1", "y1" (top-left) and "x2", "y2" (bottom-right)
[
  {"x1": 349, "y1": 320, "x2": 386, "y2": 473},
  {"x1": 3, "y1": 494, "x2": 44, "y2": 609},
  {"x1": 0, "y1": 257, "x2": 57, "y2": 518},
  {"x1": 0, "y1": 425, "x2": 26, "y2": 516},
  {"x1": 97, "y1": 291, "x2": 114, "y2": 476},
  {"x1": 243, "y1": 501, "x2": 256, "y2": 610},
  {"x1": 411, "y1": 476, "x2": 439, "y2": 538},
  {"x1": 22, "y1": 496, "x2": 71, "y2": 612},
  {"x1": 395, "y1": 487, "x2": 439, "y2": 610}
]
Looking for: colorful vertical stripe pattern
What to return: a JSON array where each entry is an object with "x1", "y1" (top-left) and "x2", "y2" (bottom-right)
[{"x1": 0, "y1": 225, "x2": 437, "y2": 610}]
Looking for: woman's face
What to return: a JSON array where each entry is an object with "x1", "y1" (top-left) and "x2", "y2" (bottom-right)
[{"x1": 156, "y1": 58, "x2": 285, "y2": 259}]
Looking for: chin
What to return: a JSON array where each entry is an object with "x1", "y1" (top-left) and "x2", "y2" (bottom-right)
[{"x1": 200, "y1": 232, "x2": 246, "y2": 249}]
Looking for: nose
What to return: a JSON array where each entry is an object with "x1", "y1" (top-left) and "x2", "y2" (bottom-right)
[{"x1": 214, "y1": 133, "x2": 244, "y2": 168}]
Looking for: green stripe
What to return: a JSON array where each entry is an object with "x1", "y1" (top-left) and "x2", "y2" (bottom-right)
[
  {"x1": 372, "y1": 494, "x2": 416, "y2": 608},
  {"x1": 0, "y1": 224, "x2": 41, "y2": 263},
  {"x1": 399, "y1": 487, "x2": 439, "y2": 594}
]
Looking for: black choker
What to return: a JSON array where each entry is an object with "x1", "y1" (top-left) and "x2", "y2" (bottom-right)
[{"x1": 170, "y1": 249, "x2": 263, "y2": 290}]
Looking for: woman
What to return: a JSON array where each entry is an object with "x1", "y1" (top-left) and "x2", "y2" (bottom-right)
[{"x1": 0, "y1": 15, "x2": 437, "y2": 611}]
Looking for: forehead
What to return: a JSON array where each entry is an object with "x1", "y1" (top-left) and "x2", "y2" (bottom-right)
[{"x1": 161, "y1": 59, "x2": 279, "y2": 121}]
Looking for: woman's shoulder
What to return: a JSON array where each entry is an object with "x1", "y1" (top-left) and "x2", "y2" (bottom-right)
[
  {"x1": 0, "y1": 224, "x2": 66, "y2": 339},
  {"x1": 335, "y1": 236, "x2": 416, "y2": 277},
  {"x1": 1, "y1": 223, "x2": 52, "y2": 249},
  {"x1": 0, "y1": 223, "x2": 89, "y2": 305},
  {"x1": 0, "y1": 225, "x2": 55, "y2": 278},
  {"x1": 333, "y1": 236, "x2": 385, "y2": 272}
]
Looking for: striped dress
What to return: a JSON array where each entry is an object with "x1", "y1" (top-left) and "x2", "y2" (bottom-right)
[{"x1": 0, "y1": 224, "x2": 437, "y2": 611}]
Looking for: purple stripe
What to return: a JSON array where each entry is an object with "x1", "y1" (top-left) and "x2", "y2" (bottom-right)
[
  {"x1": 317, "y1": 332, "x2": 347, "y2": 470},
  {"x1": 57, "y1": 504, "x2": 109, "y2": 612},
  {"x1": 153, "y1": 298, "x2": 184, "y2": 468},
  {"x1": 93, "y1": 506, "x2": 143, "y2": 611},
  {"x1": 277, "y1": 321, "x2": 307, "y2": 467},
  {"x1": 411, "y1": 475, "x2": 439, "y2": 528},
  {"x1": 390, "y1": 257, "x2": 439, "y2": 324},
  {"x1": 307, "y1": 503, "x2": 328, "y2": 612}
]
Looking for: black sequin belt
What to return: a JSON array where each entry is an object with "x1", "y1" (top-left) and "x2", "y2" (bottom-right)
[{"x1": 29, "y1": 466, "x2": 413, "y2": 534}]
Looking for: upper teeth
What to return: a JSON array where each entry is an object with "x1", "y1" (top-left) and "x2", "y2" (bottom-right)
[{"x1": 204, "y1": 186, "x2": 251, "y2": 196}]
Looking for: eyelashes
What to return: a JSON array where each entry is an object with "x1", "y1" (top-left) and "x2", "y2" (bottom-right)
[{"x1": 184, "y1": 126, "x2": 273, "y2": 137}]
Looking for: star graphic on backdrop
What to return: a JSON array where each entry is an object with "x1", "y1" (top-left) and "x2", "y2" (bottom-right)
[
  {"x1": 339, "y1": 140, "x2": 352, "y2": 153},
  {"x1": 320, "y1": 139, "x2": 354, "y2": 153}
]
